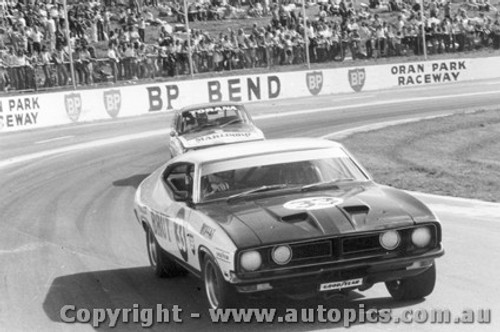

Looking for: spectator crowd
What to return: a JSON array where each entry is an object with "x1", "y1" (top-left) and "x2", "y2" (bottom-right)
[{"x1": 0, "y1": 0, "x2": 499, "y2": 92}]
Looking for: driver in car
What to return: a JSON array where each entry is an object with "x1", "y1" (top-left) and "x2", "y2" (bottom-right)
[{"x1": 202, "y1": 171, "x2": 232, "y2": 196}]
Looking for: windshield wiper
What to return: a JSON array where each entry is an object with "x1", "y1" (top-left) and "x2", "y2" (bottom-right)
[
  {"x1": 300, "y1": 178, "x2": 355, "y2": 192},
  {"x1": 227, "y1": 184, "x2": 288, "y2": 203},
  {"x1": 220, "y1": 118, "x2": 243, "y2": 128},
  {"x1": 192, "y1": 123, "x2": 218, "y2": 132}
]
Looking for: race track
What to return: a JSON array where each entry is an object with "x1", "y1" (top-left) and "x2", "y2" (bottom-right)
[{"x1": 1, "y1": 79, "x2": 500, "y2": 331}]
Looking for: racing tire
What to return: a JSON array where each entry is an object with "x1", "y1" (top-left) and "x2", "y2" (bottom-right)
[
  {"x1": 146, "y1": 226, "x2": 186, "y2": 278},
  {"x1": 202, "y1": 254, "x2": 238, "y2": 310},
  {"x1": 385, "y1": 264, "x2": 436, "y2": 301}
]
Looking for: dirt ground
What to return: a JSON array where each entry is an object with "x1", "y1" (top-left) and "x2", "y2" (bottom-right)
[{"x1": 339, "y1": 108, "x2": 500, "y2": 202}]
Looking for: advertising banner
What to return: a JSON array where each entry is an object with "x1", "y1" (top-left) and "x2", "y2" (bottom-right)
[{"x1": 1, "y1": 56, "x2": 499, "y2": 133}]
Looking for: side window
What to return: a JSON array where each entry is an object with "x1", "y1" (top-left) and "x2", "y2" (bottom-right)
[
  {"x1": 174, "y1": 114, "x2": 181, "y2": 133},
  {"x1": 163, "y1": 163, "x2": 194, "y2": 196}
]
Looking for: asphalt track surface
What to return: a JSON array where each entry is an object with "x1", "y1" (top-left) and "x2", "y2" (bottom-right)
[{"x1": 1, "y1": 79, "x2": 500, "y2": 331}]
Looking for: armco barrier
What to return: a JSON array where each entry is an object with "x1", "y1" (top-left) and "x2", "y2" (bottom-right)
[{"x1": 1, "y1": 56, "x2": 499, "y2": 133}]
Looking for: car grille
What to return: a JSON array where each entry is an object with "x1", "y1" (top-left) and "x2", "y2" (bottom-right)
[
  {"x1": 291, "y1": 241, "x2": 332, "y2": 261},
  {"x1": 240, "y1": 224, "x2": 439, "y2": 274},
  {"x1": 341, "y1": 235, "x2": 383, "y2": 256}
]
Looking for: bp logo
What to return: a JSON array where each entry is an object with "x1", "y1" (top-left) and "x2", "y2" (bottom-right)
[
  {"x1": 64, "y1": 93, "x2": 82, "y2": 122},
  {"x1": 306, "y1": 71, "x2": 323, "y2": 96},
  {"x1": 103, "y1": 89, "x2": 121, "y2": 118},
  {"x1": 284, "y1": 197, "x2": 343, "y2": 211},
  {"x1": 348, "y1": 68, "x2": 366, "y2": 92}
]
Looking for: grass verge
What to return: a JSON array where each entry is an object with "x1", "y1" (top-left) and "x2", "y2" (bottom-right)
[{"x1": 339, "y1": 108, "x2": 500, "y2": 202}]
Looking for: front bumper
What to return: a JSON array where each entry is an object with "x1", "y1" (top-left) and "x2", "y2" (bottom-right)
[{"x1": 231, "y1": 246, "x2": 444, "y2": 294}]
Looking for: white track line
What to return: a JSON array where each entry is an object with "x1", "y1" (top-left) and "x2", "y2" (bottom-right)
[
  {"x1": 321, "y1": 113, "x2": 456, "y2": 139},
  {"x1": 253, "y1": 89, "x2": 498, "y2": 120},
  {"x1": 0, "y1": 129, "x2": 168, "y2": 169},
  {"x1": 35, "y1": 135, "x2": 74, "y2": 144},
  {"x1": 1, "y1": 89, "x2": 499, "y2": 170}
]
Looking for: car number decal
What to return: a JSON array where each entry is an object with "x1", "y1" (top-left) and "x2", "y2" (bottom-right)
[
  {"x1": 283, "y1": 197, "x2": 343, "y2": 211},
  {"x1": 174, "y1": 208, "x2": 189, "y2": 262}
]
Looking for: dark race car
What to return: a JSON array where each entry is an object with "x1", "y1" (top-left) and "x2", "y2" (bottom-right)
[
  {"x1": 168, "y1": 102, "x2": 264, "y2": 157},
  {"x1": 134, "y1": 138, "x2": 444, "y2": 309}
]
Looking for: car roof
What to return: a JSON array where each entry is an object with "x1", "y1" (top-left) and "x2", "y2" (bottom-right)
[{"x1": 171, "y1": 138, "x2": 343, "y2": 165}]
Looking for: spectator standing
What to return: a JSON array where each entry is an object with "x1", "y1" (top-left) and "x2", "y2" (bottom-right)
[
  {"x1": 107, "y1": 42, "x2": 119, "y2": 83},
  {"x1": 40, "y1": 45, "x2": 53, "y2": 87},
  {"x1": 30, "y1": 26, "x2": 44, "y2": 54},
  {"x1": 138, "y1": 15, "x2": 146, "y2": 42},
  {"x1": 52, "y1": 45, "x2": 68, "y2": 86}
]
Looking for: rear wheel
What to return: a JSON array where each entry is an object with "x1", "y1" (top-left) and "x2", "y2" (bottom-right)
[
  {"x1": 203, "y1": 254, "x2": 237, "y2": 309},
  {"x1": 146, "y1": 226, "x2": 185, "y2": 278},
  {"x1": 385, "y1": 264, "x2": 436, "y2": 301}
]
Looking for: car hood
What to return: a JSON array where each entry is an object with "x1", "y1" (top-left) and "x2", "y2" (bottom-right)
[
  {"x1": 197, "y1": 183, "x2": 436, "y2": 248},
  {"x1": 179, "y1": 124, "x2": 264, "y2": 149}
]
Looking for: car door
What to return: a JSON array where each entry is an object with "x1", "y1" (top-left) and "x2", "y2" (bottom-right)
[{"x1": 151, "y1": 162, "x2": 198, "y2": 270}]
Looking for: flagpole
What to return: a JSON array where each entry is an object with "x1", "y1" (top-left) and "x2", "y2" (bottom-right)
[
  {"x1": 301, "y1": 0, "x2": 310, "y2": 69},
  {"x1": 63, "y1": 0, "x2": 76, "y2": 89},
  {"x1": 421, "y1": 0, "x2": 427, "y2": 60},
  {"x1": 183, "y1": 0, "x2": 194, "y2": 77}
]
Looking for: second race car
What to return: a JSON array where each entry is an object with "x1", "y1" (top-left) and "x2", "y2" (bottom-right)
[{"x1": 168, "y1": 102, "x2": 265, "y2": 157}]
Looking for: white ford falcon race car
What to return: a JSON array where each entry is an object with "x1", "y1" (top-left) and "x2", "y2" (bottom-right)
[
  {"x1": 168, "y1": 102, "x2": 265, "y2": 157},
  {"x1": 134, "y1": 138, "x2": 444, "y2": 309}
]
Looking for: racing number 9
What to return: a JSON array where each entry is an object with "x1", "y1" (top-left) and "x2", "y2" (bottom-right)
[{"x1": 174, "y1": 209, "x2": 189, "y2": 262}]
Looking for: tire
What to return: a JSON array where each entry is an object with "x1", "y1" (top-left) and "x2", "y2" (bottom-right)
[
  {"x1": 146, "y1": 226, "x2": 186, "y2": 278},
  {"x1": 385, "y1": 264, "x2": 437, "y2": 301},
  {"x1": 203, "y1": 254, "x2": 237, "y2": 310}
]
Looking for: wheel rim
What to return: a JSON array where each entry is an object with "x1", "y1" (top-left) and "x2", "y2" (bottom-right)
[
  {"x1": 147, "y1": 230, "x2": 157, "y2": 268},
  {"x1": 204, "y1": 261, "x2": 220, "y2": 309}
]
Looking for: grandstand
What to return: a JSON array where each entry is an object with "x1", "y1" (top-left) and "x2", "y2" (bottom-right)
[{"x1": 0, "y1": 0, "x2": 499, "y2": 92}]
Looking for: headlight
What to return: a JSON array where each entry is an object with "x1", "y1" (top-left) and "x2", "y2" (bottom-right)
[
  {"x1": 411, "y1": 227, "x2": 432, "y2": 248},
  {"x1": 272, "y1": 245, "x2": 292, "y2": 265},
  {"x1": 379, "y1": 230, "x2": 401, "y2": 250},
  {"x1": 240, "y1": 251, "x2": 262, "y2": 272}
]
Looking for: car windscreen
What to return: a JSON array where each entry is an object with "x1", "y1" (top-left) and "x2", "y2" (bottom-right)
[
  {"x1": 179, "y1": 105, "x2": 250, "y2": 134},
  {"x1": 199, "y1": 149, "x2": 368, "y2": 202}
]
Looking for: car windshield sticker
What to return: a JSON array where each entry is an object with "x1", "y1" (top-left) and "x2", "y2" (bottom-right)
[
  {"x1": 284, "y1": 197, "x2": 343, "y2": 211},
  {"x1": 186, "y1": 105, "x2": 238, "y2": 116}
]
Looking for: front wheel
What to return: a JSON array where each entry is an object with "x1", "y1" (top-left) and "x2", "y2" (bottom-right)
[
  {"x1": 203, "y1": 254, "x2": 237, "y2": 309},
  {"x1": 146, "y1": 226, "x2": 186, "y2": 278},
  {"x1": 385, "y1": 264, "x2": 437, "y2": 301}
]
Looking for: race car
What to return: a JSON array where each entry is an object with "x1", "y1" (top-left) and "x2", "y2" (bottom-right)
[
  {"x1": 168, "y1": 102, "x2": 265, "y2": 157},
  {"x1": 134, "y1": 138, "x2": 444, "y2": 309}
]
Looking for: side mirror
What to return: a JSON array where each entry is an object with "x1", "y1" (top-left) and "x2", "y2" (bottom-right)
[
  {"x1": 170, "y1": 131, "x2": 177, "y2": 137},
  {"x1": 174, "y1": 190, "x2": 190, "y2": 202}
]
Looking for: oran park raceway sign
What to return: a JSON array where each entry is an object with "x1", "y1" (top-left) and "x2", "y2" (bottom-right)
[
  {"x1": 390, "y1": 60, "x2": 467, "y2": 86},
  {"x1": 0, "y1": 96, "x2": 40, "y2": 130}
]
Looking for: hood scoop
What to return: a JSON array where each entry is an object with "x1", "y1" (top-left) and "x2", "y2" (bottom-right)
[
  {"x1": 341, "y1": 205, "x2": 370, "y2": 226},
  {"x1": 280, "y1": 212, "x2": 323, "y2": 234},
  {"x1": 282, "y1": 212, "x2": 309, "y2": 223}
]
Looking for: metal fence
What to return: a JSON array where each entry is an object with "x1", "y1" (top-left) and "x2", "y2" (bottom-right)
[{"x1": 1, "y1": 29, "x2": 500, "y2": 94}]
